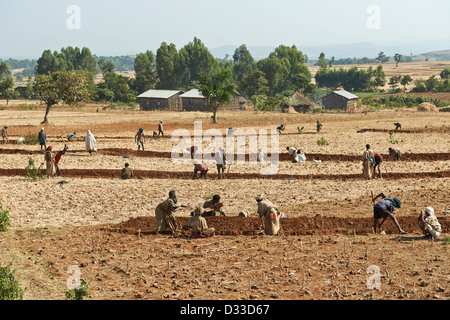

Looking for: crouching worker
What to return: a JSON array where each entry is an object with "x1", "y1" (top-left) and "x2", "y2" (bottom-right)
[
  {"x1": 418, "y1": 207, "x2": 442, "y2": 240},
  {"x1": 203, "y1": 194, "x2": 226, "y2": 217},
  {"x1": 372, "y1": 193, "x2": 407, "y2": 234},
  {"x1": 188, "y1": 207, "x2": 215, "y2": 238},
  {"x1": 121, "y1": 163, "x2": 133, "y2": 179},
  {"x1": 256, "y1": 194, "x2": 281, "y2": 235}
]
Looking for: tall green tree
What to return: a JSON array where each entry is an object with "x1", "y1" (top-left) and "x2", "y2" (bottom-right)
[
  {"x1": 376, "y1": 51, "x2": 389, "y2": 63},
  {"x1": 156, "y1": 42, "x2": 179, "y2": 89},
  {"x1": 238, "y1": 70, "x2": 269, "y2": 99},
  {"x1": 401, "y1": 75, "x2": 413, "y2": 92},
  {"x1": 317, "y1": 52, "x2": 327, "y2": 69},
  {"x1": 232, "y1": 44, "x2": 256, "y2": 83},
  {"x1": 178, "y1": 37, "x2": 218, "y2": 88},
  {"x1": 199, "y1": 68, "x2": 235, "y2": 123},
  {"x1": 134, "y1": 50, "x2": 156, "y2": 93},
  {"x1": 33, "y1": 70, "x2": 90, "y2": 123}
]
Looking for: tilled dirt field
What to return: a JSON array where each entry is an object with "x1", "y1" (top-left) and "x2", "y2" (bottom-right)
[{"x1": 0, "y1": 108, "x2": 449, "y2": 301}]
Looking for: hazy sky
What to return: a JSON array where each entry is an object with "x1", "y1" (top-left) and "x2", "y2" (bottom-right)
[{"x1": 1, "y1": 0, "x2": 449, "y2": 59}]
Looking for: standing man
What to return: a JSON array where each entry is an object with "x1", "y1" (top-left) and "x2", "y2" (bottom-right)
[
  {"x1": 44, "y1": 146, "x2": 54, "y2": 177},
  {"x1": 135, "y1": 128, "x2": 145, "y2": 151},
  {"x1": 38, "y1": 128, "x2": 47, "y2": 151},
  {"x1": 158, "y1": 120, "x2": 164, "y2": 136},
  {"x1": 54, "y1": 143, "x2": 68, "y2": 176},
  {"x1": 256, "y1": 194, "x2": 281, "y2": 235},
  {"x1": 121, "y1": 163, "x2": 133, "y2": 179},
  {"x1": 418, "y1": 207, "x2": 442, "y2": 240},
  {"x1": 1, "y1": 126, "x2": 8, "y2": 144},
  {"x1": 203, "y1": 194, "x2": 226, "y2": 217},
  {"x1": 386, "y1": 147, "x2": 401, "y2": 161},
  {"x1": 316, "y1": 121, "x2": 323, "y2": 133},
  {"x1": 155, "y1": 190, "x2": 190, "y2": 234},
  {"x1": 85, "y1": 130, "x2": 97, "y2": 156},
  {"x1": 362, "y1": 144, "x2": 374, "y2": 179},
  {"x1": 373, "y1": 152, "x2": 383, "y2": 179},
  {"x1": 215, "y1": 147, "x2": 226, "y2": 179},
  {"x1": 372, "y1": 192, "x2": 407, "y2": 234},
  {"x1": 188, "y1": 207, "x2": 216, "y2": 238}
]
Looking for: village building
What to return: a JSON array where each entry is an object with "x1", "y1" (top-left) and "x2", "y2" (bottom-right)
[
  {"x1": 281, "y1": 91, "x2": 317, "y2": 113},
  {"x1": 137, "y1": 89, "x2": 183, "y2": 111},
  {"x1": 321, "y1": 90, "x2": 359, "y2": 112}
]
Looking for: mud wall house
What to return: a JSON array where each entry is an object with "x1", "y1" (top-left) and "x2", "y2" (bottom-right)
[
  {"x1": 281, "y1": 91, "x2": 316, "y2": 113},
  {"x1": 181, "y1": 89, "x2": 209, "y2": 111},
  {"x1": 222, "y1": 92, "x2": 248, "y2": 110},
  {"x1": 137, "y1": 90, "x2": 183, "y2": 111},
  {"x1": 321, "y1": 90, "x2": 359, "y2": 112}
]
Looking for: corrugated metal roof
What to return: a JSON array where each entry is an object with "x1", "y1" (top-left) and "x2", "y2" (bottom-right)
[
  {"x1": 180, "y1": 89, "x2": 205, "y2": 99},
  {"x1": 137, "y1": 89, "x2": 182, "y2": 99},
  {"x1": 333, "y1": 90, "x2": 359, "y2": 100}
]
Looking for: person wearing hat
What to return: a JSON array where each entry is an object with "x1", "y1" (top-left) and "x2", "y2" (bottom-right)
[
  {"x1": 135, "y1": 128, "x2": 145, "y2": 151},
  {"x1": 362, "y1": 144, "x2": 375, "y2": 179},
  {"x1": 155, "y1": 191, "x2": 190, "y2": 234},
  {"x1": 256, "y1": 194, "x2": 281, "y2": 235},
  {"x1": 188, "y1": 206, "x2": 215, "y2": 238},
  {"x1": 203, "y1": 194, "x2": 226, "y2": 217},
  {"x1": 121, "y1": 163, "x2": 134, "y2": 179},
  {"x1": 38, "y1": 128, "x2": 47, "y2": 151},
  {"x1": 44, "y1": 146, "x2": 55, "y2": 177},
  {"x1": 418, "y1": 207, "x2": 442, "y2": 240},
  {"x1": 158, "y1": 120, "x2": 164, "y2": 136},
  {"x1": 372, "y1": 192, "x2": 407, "y2": 234},
  {"x1": 1, "y1": 126, "x2": 8, "y2": 144}
]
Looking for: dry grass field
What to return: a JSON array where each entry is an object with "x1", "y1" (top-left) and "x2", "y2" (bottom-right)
[{"x1": 0, "y1": 100, "x2": 449, "y2": 301}]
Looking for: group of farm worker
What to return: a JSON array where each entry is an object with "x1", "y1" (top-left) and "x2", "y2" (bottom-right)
[
  {"x1": 153, "y1": 190, "x2": 442, "y2": 241},
  {"x1": 362, "y1": 144, "x2": 401, "y2": 179},
  {"x1": 154, "y1": 191, "x2": 284, "y2": 238},
  {"x1": 41, "y1": 128, "x2": 98, "y2": 178}
]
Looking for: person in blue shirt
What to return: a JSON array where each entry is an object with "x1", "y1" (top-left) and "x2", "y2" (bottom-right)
[{"x1": 372, "y1": 193, "x2": 407, "y2": 234}]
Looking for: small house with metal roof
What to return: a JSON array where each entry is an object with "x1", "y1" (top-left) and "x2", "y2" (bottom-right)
[
  {"x1": 137, "y1": 89, "x2": 183, "y2": 111},
  {"x1": 321, "y1": 90, "x2": 359, "y2": 112}
]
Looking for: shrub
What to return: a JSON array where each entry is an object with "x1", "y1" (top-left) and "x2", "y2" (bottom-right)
[
  {"x1": 0, "y1": 264, "x2": 24, "y2": 300},
  {"x1": 297, "y1": 126, "x2": 304, "y2": 134},
  {"x1": 317, "y1": 137, "x2": 329, "y2": 146},
  {"x1": 0, "y1": 201, "x2": 10, "y2": 232},
  {"x1": 23, "y1": 132, "x2": 38, "y2": 145},
  {"x1": 25, "y1": 157, "x2": 45, "y2": 181},
  {"x1": 64, "y1": 278, "x2": 89, "y2": 300}
]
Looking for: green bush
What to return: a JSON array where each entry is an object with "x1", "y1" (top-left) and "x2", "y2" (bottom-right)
[
  {"x1": 317, "y1": 137, "x2": 329, "y2": 146},
  {"x1": 0, "y1": 264, "x2": 24, "y2": 300},
  {"x1": 25, "y1": 157, "x2": 45, "y2": 181},
  {"x1": 65, "y1": 278, "x2": 89, "y2": 300},
  {"x1": 23, "y1": 132, "x2": 38, "y2": 145},
  {"x1": 0, "y1": 201, "x2": 10, "y2": 232}
]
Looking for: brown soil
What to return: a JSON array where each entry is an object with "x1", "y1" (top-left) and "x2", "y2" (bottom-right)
[{"x1": 2, "y1": 168, "x2": 449, "y2": 180}]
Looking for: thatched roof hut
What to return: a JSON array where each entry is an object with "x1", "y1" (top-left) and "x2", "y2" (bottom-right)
[{"x1": 281, "y1": 92, "x2": 317, "y2": 113}]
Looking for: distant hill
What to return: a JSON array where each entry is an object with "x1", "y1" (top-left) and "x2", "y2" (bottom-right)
[
  {"x1": 210, "y1": 42, "x2": 450, "y2": 62},
  {"x1": 412, "y1": 50, "x2": 450, "y2": 62}
]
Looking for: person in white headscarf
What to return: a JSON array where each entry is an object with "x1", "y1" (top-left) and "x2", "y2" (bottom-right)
[
  {"x1": 215, "y1": 147, "x2": 226, "y2": 179},
  {"x1": 85, "y1": 130, "x2": 97, "y2": 155},
  {"x1": 418, "y1": 207, "x2": 442, "y2": 240}
]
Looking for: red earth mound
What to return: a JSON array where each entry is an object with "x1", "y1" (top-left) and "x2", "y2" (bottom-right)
[{"x1": 107, "y1": 215, "x2": 450, "y2": 236}]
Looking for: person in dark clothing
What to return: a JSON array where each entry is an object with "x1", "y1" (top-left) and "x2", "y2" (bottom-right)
[{"x1": 372, "y1": 193, "x2": 407, "y2": 234}]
